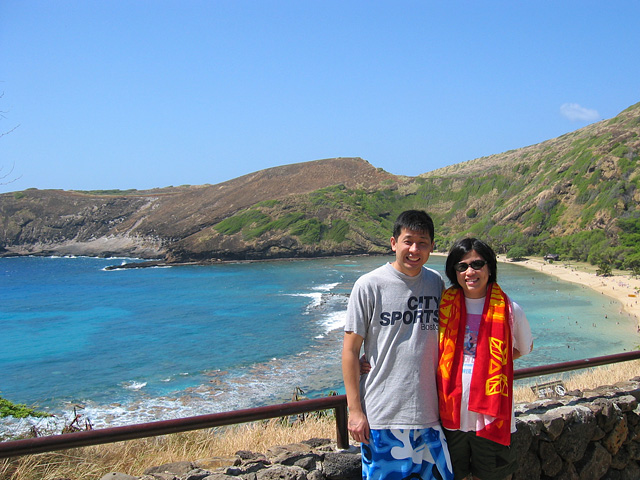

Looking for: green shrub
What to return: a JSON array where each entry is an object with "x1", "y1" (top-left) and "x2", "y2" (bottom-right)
[
  {"x1": 0, "y1": 396, "x2": 50, "y2": 419},
  {"x1": 326, "y1": 219, "x2": 350, "y2": 243},
  {"x1": 507, "y1": 246, "x2": 527, "y2": 261},
  {"x1": 214, "y1": 210, "x2": 270, "y2": 235},
  {"x1": 291, "y1": 218, "x2": 324, "y2": 244}
]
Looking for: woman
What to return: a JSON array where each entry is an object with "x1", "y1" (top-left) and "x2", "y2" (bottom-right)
[{"x1": 437, "y1": 238, "x2": 533, "y2": 480}]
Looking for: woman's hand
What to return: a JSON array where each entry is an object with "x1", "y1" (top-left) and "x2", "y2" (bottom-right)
[{"x1": 359, "y1": 355, "x2": 371, "y2": 375}]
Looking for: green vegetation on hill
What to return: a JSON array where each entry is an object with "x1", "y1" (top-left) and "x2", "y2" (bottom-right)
[
  {"x1": 212, "y1": 185, "x2": 401, "y2": 248},
  {"x1": 2, "y1": 104, "x2": 640, "y2": 269},
  {"x1": 208, "y1": 103, "x2": 640, "y2": 270}
]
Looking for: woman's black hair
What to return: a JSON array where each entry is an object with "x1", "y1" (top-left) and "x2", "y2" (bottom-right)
[{"x1": 444, "y1": 237, "x2": 498, "y2": 288}]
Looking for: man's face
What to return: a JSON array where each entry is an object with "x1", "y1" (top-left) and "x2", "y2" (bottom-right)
[{"x1": 390, "y1": 227, "x2": 434, "y2": 277}]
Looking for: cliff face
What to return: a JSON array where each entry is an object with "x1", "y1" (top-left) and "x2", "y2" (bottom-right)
[{"x1": 0, "y1": 157, "x2": 397, "y2": 260}]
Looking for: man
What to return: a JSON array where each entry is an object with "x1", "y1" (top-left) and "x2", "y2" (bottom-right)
[{"x1": 342, "y1": 210, "x2": 453, "y2": 480}]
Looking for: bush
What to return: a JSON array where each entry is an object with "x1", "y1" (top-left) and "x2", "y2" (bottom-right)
[
  {"x1": 0, "y1": 396, "x2": 50, "y2": 419},
  {"x1": 507, "y1": 246, "x2": 527, "y2": 261}
]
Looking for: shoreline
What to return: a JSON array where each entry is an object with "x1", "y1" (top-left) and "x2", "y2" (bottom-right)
[
  {"x1": 502, "y1": 256, "x2": 640, "y2": 331},
  {"x1": 432, "y1": 251, "x2": 640, "y2": 331}
]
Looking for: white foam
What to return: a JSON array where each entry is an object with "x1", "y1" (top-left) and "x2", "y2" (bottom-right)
[
  {"x1": 123, "y1": 381, "x2": 147, "y2": 391},
  {"x1": 312, "y1": 282, "x2": 340, "y2": 292},
  {"x1": 283, "y1": 292, "x2": 323, "y2": 311},
  {"x1": 320, "y1": 310, "x2": 347, "y2": 333}
]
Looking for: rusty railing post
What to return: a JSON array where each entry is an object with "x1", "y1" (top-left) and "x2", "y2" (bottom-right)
[{"x1": 334, "y1": 401, "x2": 349, "y2": 449}]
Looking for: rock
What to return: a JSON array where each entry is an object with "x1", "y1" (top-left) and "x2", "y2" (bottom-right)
[
  {"x1": 237, "y1": 451, "x2": 269, "y2": 463},
  {"x1": 512, "y1": 450, "x2": 541, "y2": 480},
  {"x1": 202, "y1": 475, "x2": 234, "y2": 480},
  {"x1": 626, "y1": 440, "x2": 640, "y2": 460},
  {"x1": 144, "y1": 462, "x2": 197, "y2": 476},
  {"x1": 542, "y1": 412, "x2": 566, "y2": 441},
  {"x1": 603, "y1": 414, "x2": 628, "y2": 455},
  {"x1": 194, "y1": 457, "x2": 241, "y2": 470},
  {"x1": 620, "y1": 461, "x2": 640, "y2": 480},
  {"x1": 613, "y1": 395, "x2": 638, "y2": 413},
  {"x1": 100, "y1": 474, "x2": 139, "y2": 480},
  {"x1": 610, "y1": 444, "x2": 631, "y2": 470},
  {"x1": 554, "y1": 407, "x2": 597, "y2": 463},
  {"x1": 574, "y1": 442, "x2": 611, "y2": 480},
  {"x1": 539, "y1": 441, "x2": 563, "y2": 477},
  {"x1": 145, "y1": 473, "x2": 176, "y2": 480},
  {"x1": 591, "y1": 399, "x2": 620, "y2": 432},
  {"x1": 255, "y1": 465, "x2": 308, "y2": 480},
  {"x1": 322, "y1": 451, "x2": 361, "y2": 480},
  {"x1": 183, "y1": 469, "x2": 215, "y2": 480},
  {"x1": 511, "y1": 428, "x2": 533, "y2": 465},
  {"x1": 300, "y1": 438, "x2": 332, "y2": 449}
]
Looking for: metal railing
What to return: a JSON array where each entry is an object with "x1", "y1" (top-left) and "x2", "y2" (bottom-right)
[
  {"x1": 1, "y1": 350, "x2": 639, "y2": 459},
  {"x1": 514, "y1": 350, "x2": 640, "y2": 380}
]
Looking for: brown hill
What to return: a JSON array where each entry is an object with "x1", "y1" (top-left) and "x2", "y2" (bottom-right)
[{"x1": 0, "y1": 157, "x2": 397, "y2": 259}]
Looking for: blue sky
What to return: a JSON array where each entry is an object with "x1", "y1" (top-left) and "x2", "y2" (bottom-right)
[{"x1": 1, "y1": 1, "x2": 639, "y2": 193}]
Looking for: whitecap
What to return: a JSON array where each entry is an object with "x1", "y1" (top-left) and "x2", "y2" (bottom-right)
[
  {"x1": 123, "y1": 381, "x2": 147, "y2": 391},
  {"x1": 320, "y1": 310, "x2": 347, "y2": 333},
  {"x1": 312, "y1": 282, "x2": 340, "y2": 292},
  {"x1": 284, "y1": 292, "x2": 323, "y2": 309}
]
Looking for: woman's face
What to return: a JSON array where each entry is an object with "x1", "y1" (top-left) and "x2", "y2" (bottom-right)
[{"x1": 455, "y1": 249, "x2": 490, "y2": 299}]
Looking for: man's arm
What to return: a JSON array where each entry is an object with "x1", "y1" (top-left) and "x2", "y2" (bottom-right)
[{"x1": 342, "y1": 331, "x2": 370, "y2": 444}]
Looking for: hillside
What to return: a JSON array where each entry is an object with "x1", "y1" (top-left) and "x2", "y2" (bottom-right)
[
  {"x1": 1, "y1": 102, "x2": 640, "y2": 268},
  {"x1": 419, "y1": 102, "x2": 640, "y2": 263},
  {"x1": 0, "y1": 157, "x2": 399, "y2": 260}
]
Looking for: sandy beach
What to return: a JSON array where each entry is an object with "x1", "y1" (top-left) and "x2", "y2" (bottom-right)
[{"x1": 501, "y1": 256, "x2": 640, "y2": 331}]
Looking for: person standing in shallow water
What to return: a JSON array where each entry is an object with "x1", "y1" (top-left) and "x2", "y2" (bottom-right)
[
  {"x1": 437, "y1": 238, "x2": 533, "y2": 480},
  {"x1": 342, "y1": 210, "x2": 453, "y2": 480}
]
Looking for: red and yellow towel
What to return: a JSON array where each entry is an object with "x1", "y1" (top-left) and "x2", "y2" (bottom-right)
[{"x1": 437, "y1": 283, "x2": 513, "y2": 446}]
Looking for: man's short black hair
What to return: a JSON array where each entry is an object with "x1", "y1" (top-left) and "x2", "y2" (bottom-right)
[
  {"x1": 393, "y1": 210, "x2": 435, "y2": 241},
  {"x1": 445, "y1": 237, "x2": 498, "y2": 288}
]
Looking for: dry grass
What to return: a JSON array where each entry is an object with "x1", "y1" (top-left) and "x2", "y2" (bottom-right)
[
  {"x1": 513, "y1": 359, "x2": 640, "y2": 403},
  {"x1": 0, "y1": 416, "x2": 337, "y2": 480},
  {"x1": 2, "y1": 361, "x2": 639, "y2": 480}
]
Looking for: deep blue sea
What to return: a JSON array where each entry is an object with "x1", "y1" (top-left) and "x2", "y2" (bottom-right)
[{"x1": 1, "y1": 255, "x2": 637, "y2": 437}]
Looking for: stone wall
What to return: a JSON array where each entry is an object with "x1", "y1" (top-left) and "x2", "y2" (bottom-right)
[
  {"x1": 100, "y1": 379, "x2": 640, "y2": 480},
  {"x1": 511, "y1": 378, "x2": 640, "y2": 480}
]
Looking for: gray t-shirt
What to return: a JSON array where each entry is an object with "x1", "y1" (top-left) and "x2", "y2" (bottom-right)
[{"x1": 344, "y1": 262, "x2": 444, "y2": 429}]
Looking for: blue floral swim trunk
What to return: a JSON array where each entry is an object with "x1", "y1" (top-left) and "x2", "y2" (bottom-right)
[{"x1": 361, "y1": 427, "x2": 453, "y2": 480}]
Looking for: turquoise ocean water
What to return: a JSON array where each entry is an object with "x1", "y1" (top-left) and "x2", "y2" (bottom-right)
[{"x1": 1, "y1": 255, "x2": 637, "y2": 436}]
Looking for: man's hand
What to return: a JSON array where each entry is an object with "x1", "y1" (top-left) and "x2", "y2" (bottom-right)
[
  {"x1": 347, "y1": 409, "x2": 370, "y2": 444},
  {"x1": 342, "y1": 331, "x2": 370, "y2": 444}
]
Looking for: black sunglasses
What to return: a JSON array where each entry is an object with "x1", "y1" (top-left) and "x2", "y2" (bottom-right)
[{"x1": 454, "y1": 260, "x2": 487, "y2": 272}]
